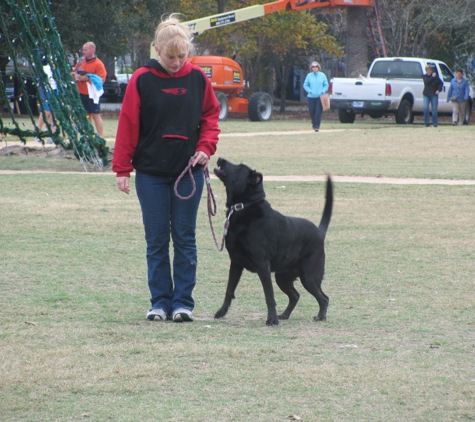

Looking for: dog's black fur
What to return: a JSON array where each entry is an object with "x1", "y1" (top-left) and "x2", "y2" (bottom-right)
[{"x1": 213, "y1": 158, "x2": 333, "y2": 326}]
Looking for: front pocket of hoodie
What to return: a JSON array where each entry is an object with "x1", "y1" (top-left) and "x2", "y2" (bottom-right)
[{"x1": 158, "y1": 130, "x2": 195, "y2": 175}]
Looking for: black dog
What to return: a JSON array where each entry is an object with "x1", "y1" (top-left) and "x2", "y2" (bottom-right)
[{"x1": 213, "y1": 158, "x2": 333, "y2": 326}]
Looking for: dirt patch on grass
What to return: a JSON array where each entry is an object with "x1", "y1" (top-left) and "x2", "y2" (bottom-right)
[{"x1": 0, "y1": 143, "x2": 71, "y2": 157}]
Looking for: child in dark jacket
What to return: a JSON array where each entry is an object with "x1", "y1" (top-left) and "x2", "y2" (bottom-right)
[{"x1": 422, "y1": 65, "x2": 443, "y2": 127}]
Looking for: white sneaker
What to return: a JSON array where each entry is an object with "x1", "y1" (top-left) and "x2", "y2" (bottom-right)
[
  {"x1": 172, "y1": 308, "x2": 194, "y2": 322},
  {"x1": 46, "y1": 138, "x2": 54, "y2": 144},
  {"x1": 35, "y1": 137, "x2": 41, "y2": 143},
  {"x1": 146, "y1": 308, "x2": 168, "y2": 321}
]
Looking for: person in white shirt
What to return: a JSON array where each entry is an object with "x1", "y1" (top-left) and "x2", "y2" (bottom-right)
[{"x1": 35, "y1": 60, "x2": 58, "y2": 144}]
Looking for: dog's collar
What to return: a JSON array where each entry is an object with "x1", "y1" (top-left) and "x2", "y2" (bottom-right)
[
  {"x1": 222, "y1": 199, "x2": 264, "y2": 239},
  {"x1": 230, "y1": 203, "x2": 245, "y2": 212},
  {"x1": 226, "y1": 198, "x2": 263, "y2": 218}
]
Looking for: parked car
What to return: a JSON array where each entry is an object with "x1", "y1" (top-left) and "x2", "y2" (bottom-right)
[
  {"x1": 2, "y1": 57, "x2": 38, "y2": 115},
  {"x1": 116, "y1": 73, "x2": 130, "y2": 101},
  {"x1": 102, "y1": 76, "x2": 121, "y2": 102},
  {"x1": 329, "y1": 57, "x2": 474, "y2": 124}
]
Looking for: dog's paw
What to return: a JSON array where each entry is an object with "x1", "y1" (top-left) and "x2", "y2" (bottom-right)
[
  {"x1": 214, "y1": 308, "x2": 228, "y2": 319},
  {"x1": 266, "y1": 317, "x2": 280, "y2": 326},
  {"x1": 278, "y1": 313, "x2": 290, "y2": 320},
  {"x1": 313, "y1": 315, "x2": 327, "y2": 322}
]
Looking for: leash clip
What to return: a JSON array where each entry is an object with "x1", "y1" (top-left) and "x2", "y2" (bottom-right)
[{"x1": 233, "y1": 203, "x2": 244, "y2": 211}]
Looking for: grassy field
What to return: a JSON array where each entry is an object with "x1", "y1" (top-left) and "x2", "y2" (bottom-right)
[
  {"x1": 1, "y1": 117, "x2": 475, "y2": 421},
  {"x1": 2, "y1": 114, "x2": 475, "y2": 179}
]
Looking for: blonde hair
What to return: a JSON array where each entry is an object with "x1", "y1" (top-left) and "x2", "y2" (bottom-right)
[
  {"x1": 310, "y1": 61, "x2": 321, "y2": 70},
  {"x1": 154, "y1": 14, "x2": 194, "y2": 56}
]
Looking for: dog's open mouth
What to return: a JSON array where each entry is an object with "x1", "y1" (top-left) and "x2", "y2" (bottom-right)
[
  {"x1": 214, "y1": 166, "x2": 226, "y2": 178},
  {"x1": 214, "y1": 157, "x2": 227, "y2": 178}
]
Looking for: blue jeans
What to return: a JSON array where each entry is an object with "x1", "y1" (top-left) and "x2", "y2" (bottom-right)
[
  {"x1": 308, "y1": 97, "x2": 323, "y2": 129},
  {"x1": 135, "y1": 169, "x2": 204, "y2": 317},
  {"x1": 423, "y1": 94, "x2": 438, "y2": 126}
]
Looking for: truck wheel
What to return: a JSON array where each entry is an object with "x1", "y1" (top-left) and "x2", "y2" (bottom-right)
[
  {"x1": 215, "y1": 92, "x2": 228, "y2": 121},
  {"x1": 395, "y1": 99, "x2": 414, "y2": 124},
  {"x1": 338, "y1": 109, "x2": 356, "y2": 124},
  {"x1": 463, "y1": 100, "x2": 472, "y2": 125},
  {"x1": 249, "y1": 92, "x2": 273, "y2": 121}
]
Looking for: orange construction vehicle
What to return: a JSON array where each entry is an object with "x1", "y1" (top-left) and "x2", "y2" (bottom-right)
[{"x1": 152, "y1": 0, "x2": 385, "y2": 121}]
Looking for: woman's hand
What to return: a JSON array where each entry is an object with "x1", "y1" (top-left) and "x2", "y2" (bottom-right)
[
  {"x1": 116, "y1": 177, "x2": 130, "y2": 194},
  {"x1": 192, "y1": 151, "x2": 210, "y2": 169}
]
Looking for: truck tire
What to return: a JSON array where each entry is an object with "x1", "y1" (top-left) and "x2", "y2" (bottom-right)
[
  {"x1": 395, "y1": 99, "x2": 414, "y2": 124},
  {"x1": 463, "y1": 100, "x2": 472, "y2": 125},
  {"x1": 338, "y1": 109, "x2": 356, "y2": 124},
  {"x1": 215, "y1": 92, "x2": 228, "y2": 121},
  {"x1": 249, "y1": 92, "x2": 273, "y2": 121}
]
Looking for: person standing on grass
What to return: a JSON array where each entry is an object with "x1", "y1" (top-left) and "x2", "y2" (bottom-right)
[
  {"x1": 112, "y1": 15, "x2": 220, "y2": 323},
  {"x1": 72, "y1": 42, "x2": 106, "y2": 137},
  {"x1": 35, "y1": 56, "x2": 57, "y2": 144},
  {"x1": 303, "y1": 61, "x2": 328, "y2": 132},
  {"x1": 422, "y1": 65, "x2": 443, "y2": 127},
  {"x1": 447, "y1": 69, "x2": 470, "y2": 125}
]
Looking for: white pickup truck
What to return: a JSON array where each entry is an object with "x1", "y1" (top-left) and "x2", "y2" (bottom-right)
[{"x1": 329, "y1": 57, "x2": 474, "y2": 124}]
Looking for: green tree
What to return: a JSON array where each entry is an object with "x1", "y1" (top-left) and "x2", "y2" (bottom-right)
[
  {"x1": 50, "y1": 0, "x2": 166, "y2": 69},
  {"x1": 176, "y1": 0, "x2": 341, "y2": 110},
  {"x1": 376, "y1": 0, "x2": 475, "y2": 80},
  {"x1": 260, "y1": 11, "x2": 342, "y2": 110}
]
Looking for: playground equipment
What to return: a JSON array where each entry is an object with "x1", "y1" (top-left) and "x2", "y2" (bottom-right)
[
  {"x1": 0, "y1": 0, "x2": 108, "y2": 170},
  {"x1": 167, "y1": 0, "x2": 387, "y2": 121}
]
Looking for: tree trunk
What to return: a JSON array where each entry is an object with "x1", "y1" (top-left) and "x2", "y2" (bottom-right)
[
  {"x1": 217, "y1": 0, "x2": 225, "y2": 13},
  {"x1": 134, "y1": 36, "x2": 152, "y2": 69},
  {"x1": 346, "y1": 7, "x2": 369, "y2": 77},
  {"x1": 277, "y1": 62, "x2": 293, "y2": 113},
  {"x1": 279, "y1": 73, "x2": 287, "y2": 113}
]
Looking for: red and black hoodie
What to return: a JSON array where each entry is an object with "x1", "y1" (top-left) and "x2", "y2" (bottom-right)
[{"x1": 112, "y1": 59, "x2": 220, "y2": 178}]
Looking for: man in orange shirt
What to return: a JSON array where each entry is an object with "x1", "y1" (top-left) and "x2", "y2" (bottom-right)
[{"x1": 73, "y1": 42, "x2": 107, "y2": 137}]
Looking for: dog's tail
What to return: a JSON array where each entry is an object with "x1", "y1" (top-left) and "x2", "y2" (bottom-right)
[{"x1": 318, "y1": 175, "x2": 333, "y2": 238}]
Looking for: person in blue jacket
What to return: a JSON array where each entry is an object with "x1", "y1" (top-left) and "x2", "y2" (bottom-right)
[
  {"x1": 447, "y1": 69, "x2": 470, "y2": 125},
  {"x1": 303, "y1": 61, "x2": 329, "y2": 132}
]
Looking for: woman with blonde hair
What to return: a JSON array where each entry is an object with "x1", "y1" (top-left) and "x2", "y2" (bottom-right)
[
  {"x1": 303, "y1": 61, "x2": 328, "y2": 132},
  {"x1": 112, "y1": 15, "x2": 220, "y2": 322}
]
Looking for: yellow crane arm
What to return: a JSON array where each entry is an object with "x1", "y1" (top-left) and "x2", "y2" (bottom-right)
[
  {"x1": 185, "y1": 5, "x2": 267, "y2": 34},
  {"x1": 183, "y1": 0, "x2": 375, "y2": 34},
  {"x1": 150, "y1": 0, "x2": 376, "y2": 55}
]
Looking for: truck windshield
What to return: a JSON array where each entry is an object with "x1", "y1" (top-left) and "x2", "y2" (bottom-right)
[
  {"x1": 370, "y1": 61, "x2": 423, "y2": 79},
  {"x1": 437, "y1": 63, "x2": 454, "y2": 83}
]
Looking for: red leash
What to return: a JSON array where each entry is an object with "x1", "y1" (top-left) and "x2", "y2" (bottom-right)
[{"x1": 174, "y1": 157, "x2": 226, "y2": 251}]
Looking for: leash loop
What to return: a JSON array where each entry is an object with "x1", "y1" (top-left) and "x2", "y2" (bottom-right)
[
  {"x1": 174, "y1": 156, "x2": 227, "y2": 251},
  {"x1": 174, "y1": 157, "x2": 196, "y2": 200}
]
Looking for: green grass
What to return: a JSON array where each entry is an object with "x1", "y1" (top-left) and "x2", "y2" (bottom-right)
[
  {"x1": 2, "y1": 116, "x2": 475, "y2": 179},
  {"x1": 1, "y1": 120, "x2": 475, "y2": 421}
]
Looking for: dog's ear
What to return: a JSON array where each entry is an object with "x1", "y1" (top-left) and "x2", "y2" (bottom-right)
[{"x1": 250, "y1": 171, "x2": 263, "y2": 185}]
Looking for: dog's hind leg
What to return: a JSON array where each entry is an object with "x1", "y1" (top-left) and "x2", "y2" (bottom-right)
[
  {"x1": 215, "y1": 261, "x2": 244, "y2": 320},
  {"x1": 299, "y1": 256, "x2": 329, "y2": 322},
  {"x1": 275, "y1": 270, "x2": 300, "y2": 320}
]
